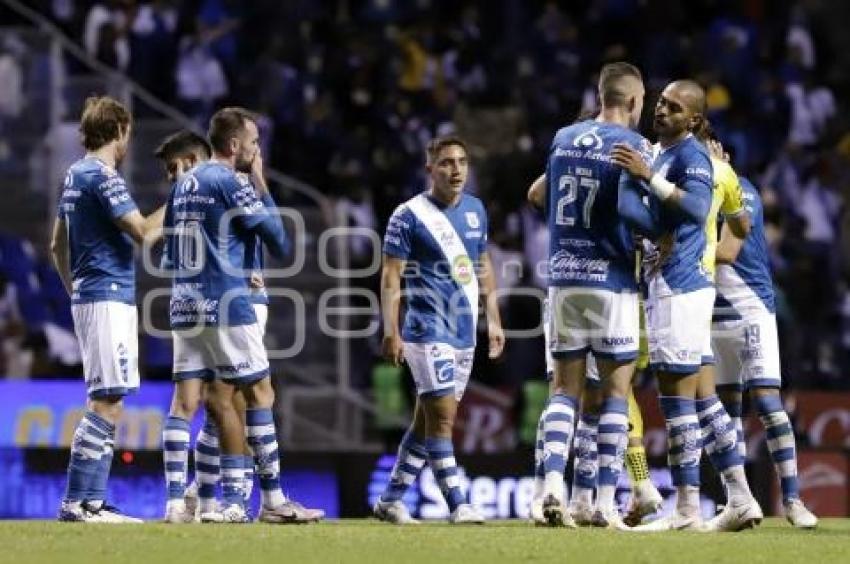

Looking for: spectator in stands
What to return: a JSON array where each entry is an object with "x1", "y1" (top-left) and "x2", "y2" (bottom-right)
[{"x1": 175, "y1": 31, "x2": 228, "y2": 127}]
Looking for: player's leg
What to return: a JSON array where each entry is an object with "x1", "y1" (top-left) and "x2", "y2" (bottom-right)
[
  {"x1": 588, "y1": 290, "x2": 640, "y2": 529},
  {"x1": 193, "y1": 407, "x2": 222, "y2": 517},
  {"x1": 530, "y1": 298, "x2": 554, "y2": 525},
  {"x1": 701, "y1": 320, "x2": 762, "y2": 532},
  {"x1": 623, "y1": 301, "x2": 662, "y2": 525},
  {"x1": 696, "y1": 363, "x2": 761, "y2": 530},
  {"x1": 540, "y1": 287, "x2": 587, "y2": 526},
  {"x1": 163, "y1": 377, "x2": 204, "y2": 523},
  {"x1": 569, "y1": 376, "x2": 600, "y2": 526},
  {"x1": 60, "y1": 302, "x2": 141, "y2": 523},
  {"x1": 203, "y1": 377, "x2": 249, "y2": 523},
  {"x1": 232, "y1": 389, "x2": 255, "y2": 506},
  {"x1": 374, "y1": 396, "x2": 427, "y2": 524},
  {"x1": 636, "y1": 291, "x2": 705, "y2": 531},
  {"x1": 744, "y1": 314, "x2": 816, "y2": 528},
  {"x1": 622, "y1": 388, "x2": 662, "y2": 526},
  {"x1": 540, "y1": 354, "x2": 583, "y2": 526}
]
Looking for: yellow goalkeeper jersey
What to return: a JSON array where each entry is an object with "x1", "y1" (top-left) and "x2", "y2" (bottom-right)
[{"x1": 702, "y1": 156, "x2": 745, "y2": 278}]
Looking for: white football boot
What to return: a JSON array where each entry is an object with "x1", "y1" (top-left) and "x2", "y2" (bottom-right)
[
  {"x1": 373, "y1": 500, "x2": 420, "y2": 525},
  {"x1": 784, "y1": 498, "x2": 817, "y2": 529}
]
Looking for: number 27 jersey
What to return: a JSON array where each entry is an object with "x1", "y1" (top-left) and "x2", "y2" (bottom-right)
[{"x1": 545, "y1": 120, "x2": 650, "y2": 292}]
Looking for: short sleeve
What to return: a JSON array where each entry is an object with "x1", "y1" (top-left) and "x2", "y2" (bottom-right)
[
  {"x1": 383, "y1": 205, "x2": 414, "y2": 259},
  {"x1": 93, "y1": 170, "x2": 138, "y2": 220},
  {"x1": 718, "y1": 163, "x2": 745, "y2": 217},
  {"x1": 478, "y1": 202, "x2": 488, "y2": 256}
]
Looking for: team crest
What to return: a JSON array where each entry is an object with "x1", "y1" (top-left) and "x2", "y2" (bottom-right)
[{"x1": 465, "y1": 212, "x2": 480, "y2": 228}]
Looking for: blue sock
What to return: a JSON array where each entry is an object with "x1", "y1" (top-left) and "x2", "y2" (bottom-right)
[
  {"x1": 571, "y1": 412, "x2": 598, "y2": 504},
  {"x1": 89, "y1": 435, "x2": 114, "y2": 507},
  {"x1": 719, "y1": 386, "x2": 747, "y2": 459},
  {"x1": 245, "y1": 408, "x2": 285, "y2": 508},
  {"x1": 220, "y1": 455, "x2": 245, "y2": 507},
  {"x1": 380, "y1": 428, "x2": 428, "y2": 504},
  {"x1": 425, "y1": 436, "x2": 465, "y2": 512},
  {"x1": 163, "y1": 416, "x2": 191, "y2": 500},
  {"x1": 542, "y1": 394, "x2": 577, "y2": 477},
  {"x1": 659, "y1": 396, "x2": 701, "y2": 488},
  {"x1": 243, "y1": 455, "x2": 255, "y2": 504},
  {"x1": 755, "y1": 393, "x2": 800, "y2": 501},
  {"x1": 65, "y1": 411, "x2": 113, "y2": 503},
  {"x1": 195, "y1": 418, "x2": 220, "y2": 511},
  {"x1": 597, "y1": 398, "x2": 628, "y2": 511},
  {"x1": 696, "y1": 395, "x2": 743, "y2": 473}
]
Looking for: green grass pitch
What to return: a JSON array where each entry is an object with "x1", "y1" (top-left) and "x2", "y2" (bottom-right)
[{"x1": 3, "y1": 518, "x2": 849, "y2": 564}]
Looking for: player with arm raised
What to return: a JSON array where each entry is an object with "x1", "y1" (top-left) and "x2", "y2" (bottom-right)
[
  {"x1": 164, "y1": 108, "x2": 321, "y2": 524},
  {"x1": 612, "y1": 80, "x2": 759, "y2": 531},
  {"x1": 374, "y1": 135, "x2": 505, "y2": 525},
  {"x1": 52, "y1": 96, "x2": 164, "y2": 523}
]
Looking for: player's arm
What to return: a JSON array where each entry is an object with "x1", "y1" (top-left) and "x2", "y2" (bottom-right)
[
  {"x1": 250, "y1": 195, "x2": 289, "y2": 259},
  {"x1": 49, "y1": 217, "x2": 72, "y2": 295},
  {"x1": 715, "y1": 210, "x2": 751, "y2": 264},
  {"x1": 115, "y1": 206, "x2": 167, "y2": 245},
  {"x1": 617, "y1": 172, "x2": 663, "y2": 239},
  {"x1": 527, "y1": 173, "x2": 545, "y2": 209},
  {"x1": 478, "y1": 251, "x2": 505, "y2": 359},
  {"x1": 381, "y1": 254, "x2": 406, "y2": 366},
  {"x1": 611, "y1": 143, "x2": 710, "y2": 224}
]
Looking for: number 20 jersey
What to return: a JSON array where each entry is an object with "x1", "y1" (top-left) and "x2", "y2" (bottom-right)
[{"x1": 545, "y1": 120, "x2": 650, "y2": 292}]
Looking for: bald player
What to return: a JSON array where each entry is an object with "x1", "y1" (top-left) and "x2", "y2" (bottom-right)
[{"x1": 613, "y1": 80, "x2": 760, "y2": 531}]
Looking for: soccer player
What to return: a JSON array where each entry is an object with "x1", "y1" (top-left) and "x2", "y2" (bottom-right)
[
  {"x1": 163, "y1": 107, "x2": 321, "y2": 524},
  {"x1": 711, "y1": 173, "x2": 818, "y2": 529},
  {"x1": 374, "y1": 135, "x2": 505, "y2": 525},
  {"x1": 52, "y1": 96, "x2": 165, "y2": 523},
  {"x1": 612, "y1": 80, "x2": 758, "y2": 531},
  {"x1": 530, "y1": 61, "x2": 653, "y2": 529},
  {"x1": 153, "y1": 130, "x2": 259, "y2": 523}
]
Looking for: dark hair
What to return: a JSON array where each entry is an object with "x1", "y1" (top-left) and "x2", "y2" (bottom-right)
[
  {"x1": 692, "y1": 117, "x2": 715, "y2": 142},
  {"x1": 79, "y1": 96, "x2": 131, "y2": 151},
  {"x1": 598, "y1": 62, "x2": 643, "y2": 108},
  {"x1": 207, "y1": 107, "x2": 257, "y2": 154},
  {"x1": 154, "y1": 130, "x2": 212, "y2": 162},
  {"x1": 426, "y1": 134, "x2": 468, "y2": 164}
]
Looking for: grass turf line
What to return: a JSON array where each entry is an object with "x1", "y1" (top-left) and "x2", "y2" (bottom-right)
[{"x1": 2, "y1": 518, "x2": 848, "y2": 564}]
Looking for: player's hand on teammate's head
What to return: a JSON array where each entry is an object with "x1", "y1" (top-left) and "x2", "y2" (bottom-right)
[
  {"x1": 488, "y1": 323, "x2": 505, "y2": 359},
  {"x1": 382, "y1": 334, "x2": 404, "y2": 366},
  {"x1": 611, "y1": 143, "x2": 651, "y2": 182},
  {"x1": 708, "y1": 139, "x2": 730, "y2": 162}
]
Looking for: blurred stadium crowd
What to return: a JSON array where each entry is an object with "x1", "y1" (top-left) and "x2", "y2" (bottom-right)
[{"x1": 1, "y1": 0, "x2": 850, "y2": 394}]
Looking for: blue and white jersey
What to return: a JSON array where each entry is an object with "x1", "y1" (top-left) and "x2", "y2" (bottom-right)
[
  {"x1": 245, "y1": 234, "x2": 268, "y2": 305},
  {"x1": 713, "y1": 177, "x2": 775, "y2": 321},
  {"x1": 383, "y1": 192, "x2": 487, "y2": 349},
  {"x1": 643, "y1": 135, "x2": 714, "y2": 294},
  {"x1": 164, "y1": 161, "x2": 276, "y2": 328},
  {"x1": 57, "y1": 156, "x2": 138, "y2": 304},
  {"x1": 545, "y1": 120, "x2": 649, "y2": 292}
]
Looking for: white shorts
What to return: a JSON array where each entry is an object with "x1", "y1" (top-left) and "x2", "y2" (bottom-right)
[
  {"x1": 72, "y1": 301, "x2": 140, "y2": 398},
  {"x1": 404, "y1": 342, "x2": 474, "y2": 401},
  {"x1": 543, "y1": 299, "x2": 599, "y2": 384},
  {"x1": 712, "y1": 313, "x2": 781, "y2": 389},
  {"x1": 646, "y1": 286, "x2": 715, "y2": 374},
  {"x1": 173, "y1": 302, "x2": 269, "y2": 382},
  {"x1": 547, "y1": 287, "x2": 640, "y2": 361}
]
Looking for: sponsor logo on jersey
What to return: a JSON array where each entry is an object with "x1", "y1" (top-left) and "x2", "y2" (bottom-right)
[
  {"x1": 465, "y1": 212, "x2": 480, "y2": 228},
  {"x1": 434, "y1": 359, "x2": 454, "y2": 384},
  {"x1": 452, "y1": 255, "x2": 474, "y2": 285},
  {"x1": 573, "y1": 127, "x2": 604, "y2": 151}
]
